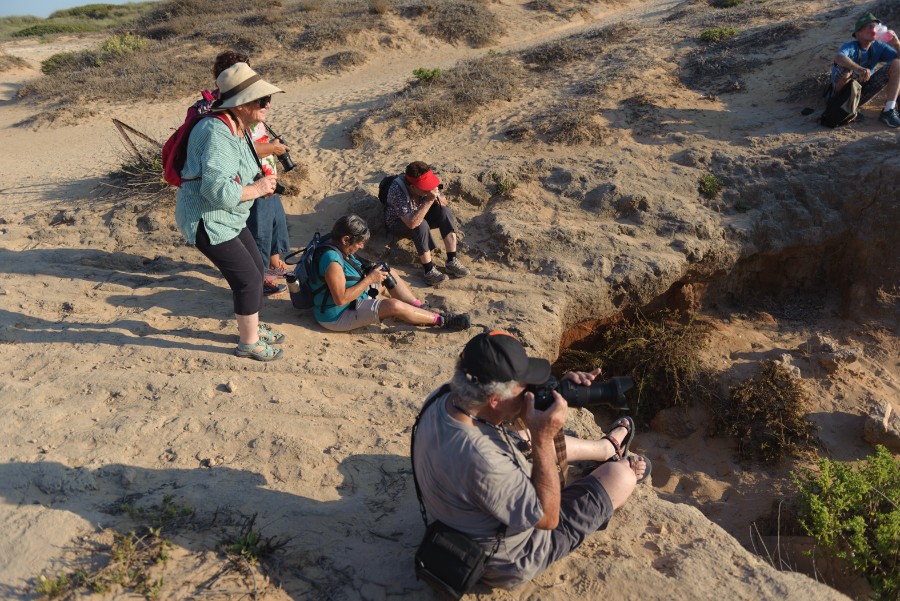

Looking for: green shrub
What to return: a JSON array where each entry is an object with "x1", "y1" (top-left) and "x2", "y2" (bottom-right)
[
  {"x1": 491, "y1": 172, "x2": 517, "y2": 196},
  {"x1": 34, "y1": 573, "x2": 69, "y2": 598},
  {"x1": 717, "y1": 361, "x2": 818, "y2": 463},
  {"x1": 699, "y1": 173, "x2": 722, "y2": 198},
  {"x1": 99, "y1": 32, "x2": 147, "y2": 55},
  {"x1": 699, "y1": 27, "x2": 738, "y2": 43},
  {"x1": 556, "y1": 310, "x2": 713, "y2": 424},
  {"x1": 711, "y1": 0, "x2": 744, "y2": 7},
  {"x1": 12, "y1": 23, "x2": 87, "y2": 37},
  {"x1": 792, "y1": 446, "x2": 900, "y2": 600},
  {"x1": 412, "y1": 67, "x2": 441, "y2": 82}
]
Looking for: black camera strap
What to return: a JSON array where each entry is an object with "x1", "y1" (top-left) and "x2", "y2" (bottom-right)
[
  {"x1": 242, "y1": 127, "x2": 266, "y2": 178},
  {"x1": 410, "y1": 385, "x2": 505, "y2": 553}
]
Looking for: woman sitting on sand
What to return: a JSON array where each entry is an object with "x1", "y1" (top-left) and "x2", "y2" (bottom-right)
[
  {"x1": 313, "y1": 214, "x2": 470, "y2": 332},
  {"x1": 174, "y1": 62, "x2": 285, "y2": 361}
]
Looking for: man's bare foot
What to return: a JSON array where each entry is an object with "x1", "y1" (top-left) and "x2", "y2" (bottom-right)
[{"x1": 627, "y1": 455, "x2": 651, "y2": 484}]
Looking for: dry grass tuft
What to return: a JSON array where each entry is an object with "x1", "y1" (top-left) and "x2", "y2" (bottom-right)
[
  {"x1": 322, "y1": 50, "x2": 367, "y2": 71},
  {"x1": 428, "y1": 0, "x2": 505, "y2": 48}
]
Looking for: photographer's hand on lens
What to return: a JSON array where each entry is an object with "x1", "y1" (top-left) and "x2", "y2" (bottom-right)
[
  {"x1": 272, "y1": 141, "x2": 290, "y2": 156},
  {"x1": 561, "y1": 367, "x2": 602, "y2": 386},
  {"x1": 365, "y1": 266, "x2": 388, "y2": 286},
  {"x1": 524, "y1": 391, "x2": 567, "y2": 441}
]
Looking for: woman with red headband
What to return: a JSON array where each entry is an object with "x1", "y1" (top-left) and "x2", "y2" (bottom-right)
[{"x1": 383, "y1": 161, "x2": 470, "y2": 285}]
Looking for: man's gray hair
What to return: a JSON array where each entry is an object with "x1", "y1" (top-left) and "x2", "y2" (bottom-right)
[{"x1": 450, "y1": 364, "x2": 520, "y2": 411}]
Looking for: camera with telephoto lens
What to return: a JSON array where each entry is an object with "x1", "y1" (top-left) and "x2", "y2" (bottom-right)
[
  {"x1": 254, "y1": 171, "x2": 285, "y2": 195},
  {"x1": 264, "y1": 123, "x2": 296, "y2": 172},
  {"x1": 529, "y1": 375, "x2": 633, "y2": 411},
  {"x1": 360, "y1": 259, "x2": 397, "y2": 290}
]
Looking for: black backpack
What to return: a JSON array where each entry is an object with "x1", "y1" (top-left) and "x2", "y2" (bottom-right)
[
  {"x1": 820, "y1": 79, "x2": 862, "y2": 128},
  {"x1": 378, "y1": 174, "x2": 401, "y2": 205}
]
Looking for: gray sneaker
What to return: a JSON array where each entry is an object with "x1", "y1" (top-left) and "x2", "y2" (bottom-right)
[
  {"x1": 880, "y1": 108, "x2": 900, "y2": 128},
  {"x1": 444, "y1": 258, "x2": 470, "y2": 278},
  {"x1": 439, "y1": 313, "x2": 471, "y2": 330},
  {"x1": 424, "y1": 267, "x2": 449, "y2": 285}
]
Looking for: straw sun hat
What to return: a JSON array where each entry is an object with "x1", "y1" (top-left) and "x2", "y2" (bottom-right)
[{"x1": 213, "y1": 62, "x2": 283, "y2": 110}]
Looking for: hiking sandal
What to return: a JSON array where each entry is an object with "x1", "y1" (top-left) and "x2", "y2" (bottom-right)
[
  {"x1": 628, "y1": 454, "x2": 652, "y2": 485},
  {"x1": 258, "y1": 323, "x2": 285, "y2": 344},
  {"x1": 235, "y1": 339, "x2": 283, "y2": 362},
  {"x1": 602, "y1": 416, "x2": 635, "y2": 462}
]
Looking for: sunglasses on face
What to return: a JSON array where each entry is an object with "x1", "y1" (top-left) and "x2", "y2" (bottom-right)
[{"x1": 257, "y1": 96, "x2": 272, "y2": 108}]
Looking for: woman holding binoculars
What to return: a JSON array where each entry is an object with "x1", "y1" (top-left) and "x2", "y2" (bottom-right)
[{"x1": 313, "y1": 215, "x2": 471, "y2": 333}]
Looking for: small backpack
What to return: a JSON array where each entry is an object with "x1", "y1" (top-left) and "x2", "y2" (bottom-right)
[
  {"x1": 377, "y1": 174, "x2": 401, "y2": 205},
  {"x1": 161, "y1": 91, "x2": 232, "y2": 187},
  {"x1": 286, "y1": 232, "x2": 342, "y2": 311},
  {"x1": 820, "y1": 79, "x2": 862, "y2": 128}
]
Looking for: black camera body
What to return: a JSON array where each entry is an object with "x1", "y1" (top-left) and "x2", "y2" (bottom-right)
[
  {"x1": 530, "y1": 376, "x2": 633, "y2": 411},
  {"x1": 254, "y1": 171, "x2": 285, "y2": 195},
  {"x1": 264, "y1": 123, "x2": 296, "y2": 173},
  {"x1": 360, "y1": 259, "x2": 397, "y2": 290}
]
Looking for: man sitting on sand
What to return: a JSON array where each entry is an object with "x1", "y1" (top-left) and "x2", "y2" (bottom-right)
[
  {"x1": 830, "y1": 12, "x2": 900, "y2": 128},
  {"x1": 411, "y1": 331, "x2": 650, "y2": 589},
  {"x1": 383, "y1": 161, "x2": 470, "y2": 285}
]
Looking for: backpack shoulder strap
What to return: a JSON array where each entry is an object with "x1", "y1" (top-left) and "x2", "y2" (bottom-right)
[{"x1": 410, "y1": 384, "x2": 452, "y2": 528}]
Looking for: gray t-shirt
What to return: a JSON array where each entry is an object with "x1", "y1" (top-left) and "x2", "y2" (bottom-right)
[{"x1": 413, "y1": 389, "x2": 554, "y2": 587}]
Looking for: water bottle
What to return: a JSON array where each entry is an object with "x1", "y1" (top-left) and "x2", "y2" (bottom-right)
[
  {"x1": 874, "y1": 23, "x2": 893, "y2": 42},
  {"x1": 285, "y1": 273, "x2": 300, "y2": 294}
]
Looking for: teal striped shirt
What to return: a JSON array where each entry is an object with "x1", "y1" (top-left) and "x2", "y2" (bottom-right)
[{"x1": 175, "y1": 117, "x2": 259, "y2": 245}]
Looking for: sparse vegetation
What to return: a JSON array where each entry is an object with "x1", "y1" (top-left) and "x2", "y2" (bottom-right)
[
  {"x1": 717, "y1": 361, "x2": 818, "y2": 463},
  {"x1": 556, "y1": 310, "x2": 713, "y2": 424},
  {"x1": 428, "y1": 0, "x2": 505, "y2": 48},
  {"x1": 535, "y1": 99, "x2": 605, "y2": 145},
  {"x1": 699, "y1": 173, "x2": 723, "y2": 198},
  {"x1": 711, "y1": 0, "x2": 744, "y2": 7},
  {"x1": 223, "y1": 513, "x2": 289, "y2": 565},
  {"x1": 491, "y1": 172, "x2": 518, "y2": 196},
  {"x1": 380, "y1": 52, "x2": 524, "y2": 134},
  {"x1": 369, "y1": 0, "x2": 390, "y2": 15},
  {"x1": 0, "y1": 49, "x2": 29, "y2": 71},
  {"x1": 700, "y1": 27, "x2": 738, "y2": 44},
  {"x1": 1, "y1": 2, "x2": 155, "y2": 38},
  {"x1": 35, "y1": 573, "x2": 69, "y2": 598},
  {"x1": 322, "y1": 50, "x2": 366, "y2": 71},
  {"x1": 793, "y1": 446, "x2": 900, "y2": 600},
  {"x1": 412, "y1": 67, "x2": 441, "y2": 82}
]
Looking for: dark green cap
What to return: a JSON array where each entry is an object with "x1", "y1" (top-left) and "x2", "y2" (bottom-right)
[{"x1": 854, "y1": 12, "x2": 880, "y2": 35}]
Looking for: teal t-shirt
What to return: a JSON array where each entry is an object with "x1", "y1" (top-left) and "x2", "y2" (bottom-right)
[{"x1": 312, "y1": 249, "x2": 367, "y2": 323}]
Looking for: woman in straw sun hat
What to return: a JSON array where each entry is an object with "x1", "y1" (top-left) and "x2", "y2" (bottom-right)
[{"x1": 174, "y1": 62, "x2": 287, "y2": 361}]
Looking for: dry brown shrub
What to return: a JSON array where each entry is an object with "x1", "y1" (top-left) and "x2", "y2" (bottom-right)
[
  {"x1": 428, "y1": 0, "x2": 504, "y2": 48},
  {"x1": 388, "y1": 52, "x2": 524, "y2": 132},
  {"x1": 369, "y1": 0, "x2": 391, "y2": 15},
  {"x1": 0, "y1": 50, "x2": 29, "y2": 71},
  {"x1": 535, "y1": 99, "x2": 605, "y2": 145},
  {"x1": 322, "y1": 50, "x2": 367, "y2": 71},
  {"x1": 293, "y1": 19, "x2": 348, "y2": 50},
  {"x1": 524, "y1": 23, "x2": 638, "y2": 70}
]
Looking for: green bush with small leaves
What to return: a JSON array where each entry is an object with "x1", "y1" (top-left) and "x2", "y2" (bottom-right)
[
  {"x1": 412, "y1": 67, "x2": 441, "y2": 82},
  {"x1": 12, "y1": 23, "x2": 87, "y2": 37},
  {"x1": 712, "y1": 0, "x2": 744, "y2": 7},
  {"x1": 792, "y1": 446, "x2": 900, "y2": 600},
  {"x1": 699, "y1": 27, "x2": 738, "y2": 43},
  {"x1": 100, "y1": 32, "x2": 147, "y2": 56},
  {"x1": 699, "y1": 173, "x2": 723, "y2": 198}
]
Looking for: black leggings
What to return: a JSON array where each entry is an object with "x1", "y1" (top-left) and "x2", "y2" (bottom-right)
[
  {"x1": 389, "y1": 202, "x2": 457, "y2": 256},
  {"x1": 195, "y1": 221, "x2": 264, "y2": 316}
]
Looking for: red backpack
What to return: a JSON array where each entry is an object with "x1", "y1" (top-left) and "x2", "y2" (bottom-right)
[{"x1": 161, "y1": 91, "x2": 235, "y2": 187}]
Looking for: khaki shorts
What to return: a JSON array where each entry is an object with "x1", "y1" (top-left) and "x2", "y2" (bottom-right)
[{"x1": 317, "y1": 298, "x2": 382, "y2": 332}]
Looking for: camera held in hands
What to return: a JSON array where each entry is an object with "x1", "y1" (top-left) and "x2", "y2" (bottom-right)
[
  {"x1": 254, "y1": 171, "x2": 285, "y2": 195},
  {"x1": 359, "y1": 258, "x2": 397, "y2": 290},
  {"x1": 529, "y1": 375, "x2": 633, "y2": 411},
  {"x1": 264, "y1": 123, "x2": 296, "y2": 173}
]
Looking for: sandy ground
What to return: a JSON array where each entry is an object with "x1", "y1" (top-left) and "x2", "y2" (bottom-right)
[{"x1": 0, "y1": 0, "x2": 897, "y2": 599}]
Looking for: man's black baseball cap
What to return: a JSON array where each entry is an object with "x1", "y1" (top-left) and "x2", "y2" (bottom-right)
[{"x1": 459, "y1": 331, "x2": 551, "y2": 385}]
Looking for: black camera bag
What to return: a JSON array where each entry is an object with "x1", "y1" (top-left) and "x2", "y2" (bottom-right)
[
  {"x1": 414, "y1": 520, "x2": 487, "y2": 600},
  {"x1": 411, "y1": 385, "x2": 504, "y2": 601}
]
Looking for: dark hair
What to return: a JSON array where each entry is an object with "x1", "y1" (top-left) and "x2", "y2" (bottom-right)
[
  {"x1": 405, "y1": 161, "x2": 431, "y2": 178},
  {"x1": 332, "y1": 214, "x2": 371, "y2": 245},
  {"x1": 213, "y1": 51, "x2": 249, "y2": 79}
]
